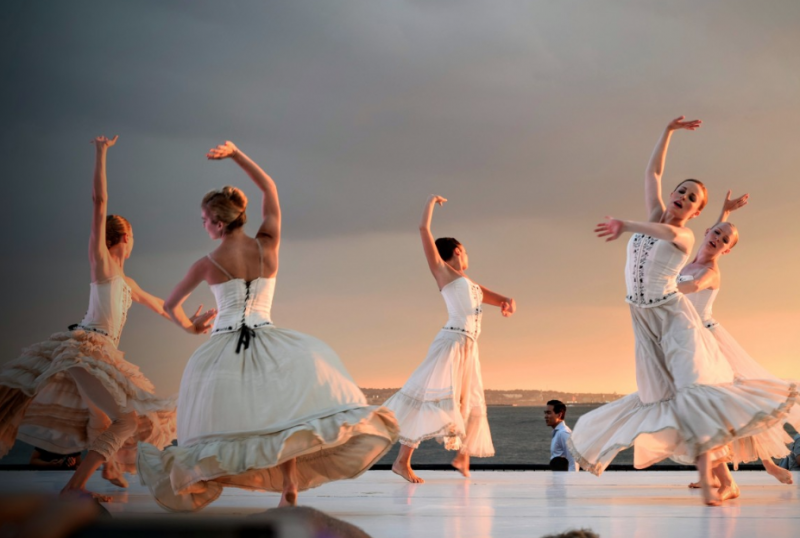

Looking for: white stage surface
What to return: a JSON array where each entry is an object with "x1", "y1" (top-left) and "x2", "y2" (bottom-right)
[{"x1": 1, "y1": 470, "x2": 798, "y2": 537}]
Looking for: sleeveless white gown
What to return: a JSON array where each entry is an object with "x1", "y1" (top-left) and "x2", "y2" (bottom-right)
[
  {"x1": 383, "y1": 276, "x2": 494, "y2": 457},
  {"x1": 137, "y1": 249, "x2": 399, "y2": 512},
  {"x1": 0, "y1": 276, "x2": 177, "y2": 472},
  {"x1": 684, "y1": 284, "x2": 800, "y2": 464},
  {"x1": 568, "y1": 234, "x2": 798, "y2": 474}
]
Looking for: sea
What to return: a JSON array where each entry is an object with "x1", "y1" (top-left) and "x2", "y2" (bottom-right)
[
  {"x1": 1, "y1": 404, "x2": 638, "y2": 466},
  {"x1": 5, "y1": 405, "x2": 793, "y2": 467},
  {"x1": 377, "y1": 404, "x2": 642, "y2": 466}
]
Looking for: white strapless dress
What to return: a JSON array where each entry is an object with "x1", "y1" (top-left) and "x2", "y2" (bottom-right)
[
  {"x1": 383, "y1": 276, "x2": 494, "y2": 457},
  {"x1": 0, "y1": 276, "x2": 177, "y2": 473},
  {"x1": 568, "y1": 234, "x2": 797, "y2": 474},
  {"x1": 137, "y1": 275, "x2": 399, "y2": 512},
  {"x1": 685, "y1": 285, "x2": 800, "y2": 464}
]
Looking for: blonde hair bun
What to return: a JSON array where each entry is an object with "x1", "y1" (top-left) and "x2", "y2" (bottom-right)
[{"x1": 202, "y1": 186, "x2": 248, "y2": 232}]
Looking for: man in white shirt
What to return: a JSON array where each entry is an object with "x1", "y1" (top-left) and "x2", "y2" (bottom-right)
[{"x1": 545, "y1": 399, "x2": 578, "y2": 472}]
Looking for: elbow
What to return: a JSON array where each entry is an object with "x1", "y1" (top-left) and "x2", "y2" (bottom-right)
[
  {"x1": 163, "y1": 301, "x2": 178, "y2": 319},
  {"x1": 92, "y1": 194, "x2": 107, "y2": 205}
]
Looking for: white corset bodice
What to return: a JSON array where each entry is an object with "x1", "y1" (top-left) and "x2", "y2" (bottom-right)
[
  {"x1": 74, "y1": 276, "x2": 132, "y2": 347},
  {"x1": 685, "y1": 286, "x2": 720, "y2": 328},
  {"x1": 441, "y1": 277, "x2": 483, "y2": 341},
  {"x1": 625, "y1": 233, "x2": 689, "y2": 308},
  {"x1": 210, "y1": 277, "x2": 275, "y2": 335}
]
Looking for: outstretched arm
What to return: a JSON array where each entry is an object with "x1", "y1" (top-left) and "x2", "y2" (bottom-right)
[
  {"x1": 645, "y1": 117, "x2": 702, "y2": 222},
  {"x1": 479, "y1": 285, "x2": 516, "y2": 317},
  {"x1": 163, "y1": 260, "x2": 218, "y2": 334},
  {"x1": 419, "y1": 195, "x2": 459, "y2": 289},
  {"x1": 595, "y1": 217, "x2": 695, "y2": 253},
  {"x1": 677, "y1": 268, "x2": 719, "y2": 294},
  {"x1": 715, "y1": 190, "x2": 749, "y2": 225},
  {"x1": 125, "y1": 276, "x2": 216, "y2": 327},
  {"x1": 207, "y1": 141, "x2": 280, "y2": 248},
  {"x1": 88, "y1": 135, "x2": 118, "y2": 280}
]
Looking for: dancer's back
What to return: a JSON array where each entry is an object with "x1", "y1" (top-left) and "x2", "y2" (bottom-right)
[{"x1": 74, "y1": 276, "x2": 133, "y2": 346}]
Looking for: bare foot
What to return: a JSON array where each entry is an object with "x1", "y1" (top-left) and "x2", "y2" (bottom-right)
[
  {"x1": 278, "y1": 488, "x2": 297, "y2": 507},
  {"x1": 718, "y1": 482, "x2": 740, "y2": 502},
  {"x1": 451, "y1": 454, "x2": 470, "y2": 478},
  {"x1": 101, "y1": 462, "x2": 128, "y2": 488},
  {"x1": 765, "y1": 464, "x2": 794, "y2": 485},
  {"x1": 700, "y1": 479, "x2": 722, "y2": 507},
  {"x1": 60, "y1": 487, "x2": 112, "y2": 503},
  {"x1": 689, "y1": 478, "x2": 720, "y2": 489},
  {"x1": 392, "y1": 461, "x2": 424, "y2": 483}
]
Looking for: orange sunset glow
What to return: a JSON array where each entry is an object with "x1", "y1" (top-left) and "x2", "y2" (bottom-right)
[{"x1": 2, "y1": 1, "x2": 799, "y2": 399}]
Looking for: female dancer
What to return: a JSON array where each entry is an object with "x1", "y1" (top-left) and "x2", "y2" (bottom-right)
[
  {"x1": 679, "y1": 193, "x2": 800, "y2": 494},
  {"x1": 384, "y1": 195, "x2": 516, "y2": 484},
  {"x1": 0, "y1": 136, "x2": 211, "y2": 501},
  {"x1": 568, "y1": 116, "x2": 797, "y2": 505},
  {"x1": 137, "y1": 141, "x2": 399, "y2": 511}
]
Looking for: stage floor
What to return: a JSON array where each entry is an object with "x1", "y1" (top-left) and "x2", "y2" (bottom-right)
[{"x1": 1, "y1": 470, "x2": 798, "y2": 537}]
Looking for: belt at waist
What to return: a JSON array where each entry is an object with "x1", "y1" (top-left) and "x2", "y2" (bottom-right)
[
  {"x1": 210, "y1": 322, "x2": 274, "y2": 354},
  {"x1": 441, "y1": 326, "x2": 478, "y2": 341}
]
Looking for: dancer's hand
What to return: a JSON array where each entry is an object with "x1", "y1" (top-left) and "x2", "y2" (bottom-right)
[
  {"x1": 91, "y1": 135, "x2": 118, "y2": 150},
  {"x1": 500, "y1": 298, "x2": 516, "y2": 317},
  {"x1": 595, "y1": 217, "x2": 625, "y2": 242},
  {"x1": 666, "y1": 115, "x2": 702, "y2": 132},
  {"x1": 722, "y1": 190, "x2": 749, "y2": 214},
  {"x1": 207, "y1": 141, "x2": 239, "y2": 160},
  {"x1": 429, "y1": 195, "x2": 447, "y2": 207},
  {"x1": 189, "y1": 304, "x2": 217, "y2": 334}
]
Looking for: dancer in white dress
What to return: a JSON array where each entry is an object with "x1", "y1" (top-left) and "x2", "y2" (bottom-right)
[
  {"x1": 137, "y1": 141, "x2": 399, "y2": 511},
  {"x1": 567, "y1": 117, "x2": 798, "y2": 505},
  {"x1": 0, "y1": 136, "x2": 213, "y2": 501},
  {"x1": 678, "y1": 193, "x2": 800, "y2": 495},
  {"x1": 384, "y1": 195, "x2": 516, "y2": 484}
]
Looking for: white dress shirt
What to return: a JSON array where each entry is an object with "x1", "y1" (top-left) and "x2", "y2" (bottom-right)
[{"x1": 551, "y1": 421, "x2": 578, "y2": 472}]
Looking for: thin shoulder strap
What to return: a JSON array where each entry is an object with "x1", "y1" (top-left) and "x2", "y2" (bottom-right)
[
  {"x1": 255, "y1": 240, "x2": 264, "y2": 277},
  {"x1": 206, "y1": 254, "x2": 234, "y2": 280}
]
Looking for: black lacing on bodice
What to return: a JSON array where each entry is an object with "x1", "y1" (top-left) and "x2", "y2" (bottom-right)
[{"x1": 207, "y1": 240, "x2": 270, "y2": 354}]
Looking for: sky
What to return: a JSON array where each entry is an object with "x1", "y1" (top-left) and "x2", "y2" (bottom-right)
[{"x1": 1, "y1": 0, "x2": 799, "y2": 397}]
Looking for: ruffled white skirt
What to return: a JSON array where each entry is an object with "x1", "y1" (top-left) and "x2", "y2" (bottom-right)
[
  {"x1": 137, "y1": 325, "x2": 399, "y2": 512},
  {"x1": 0, "y1": 329, "x2": 177, "y2": 472},
  {"x1": 568, "y1": 297, "x2": 798, "y2": 475},
  {"x1": 383, "y1": 330, "x2": 494, "y2": 457},
  {"x1": 710, "y1": 323, "x2": 800, "y2": 464}
]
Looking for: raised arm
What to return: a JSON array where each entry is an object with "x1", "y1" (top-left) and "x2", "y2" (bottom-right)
[
  {"x1": 595, "y1": 217, "x2": 695, "y2": 254},
  {"x1": 419, "y1": 195, "x2": 459, "y2": 289},
  {"x1": 714, "y1": 190, "x2": 749, "y2": 225},
  {"x1": 88, "y1": 135, "x2": 118, "y2": 280},
  {"x1": 645, "y1": 117, "x2": 702, "y2": 222},
  {"x1": 163, "y1": 260, "x2": 218, "y2": 335},
  {"x1": 207, "y1": 141, "x2": 280, "y2": 248},
  {"x1": 479, "y1": 285, "x2": 516, "y2": 317}
]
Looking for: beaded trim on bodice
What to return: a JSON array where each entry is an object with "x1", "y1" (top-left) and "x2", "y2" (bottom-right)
[
  {"x1": 440, "y1": 277, "x2": 483, "y2": 341},
  {"x1": 625, "y1": 233, "x2": 686, "y2": 308}
]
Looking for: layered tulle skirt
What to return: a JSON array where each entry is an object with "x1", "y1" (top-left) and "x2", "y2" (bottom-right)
[
  {"x1": 383, "y1": 330, "x2": 494, "y2": 457},
  {"x1": 0, "y1": 329, "x2": 177, "y2": 472},
  {"x1": 136, "y1": 326, "x2": 399, "y2": 512},
  {"x1": 568, "y1": 298, "x2": 798, "y2": 475}
]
